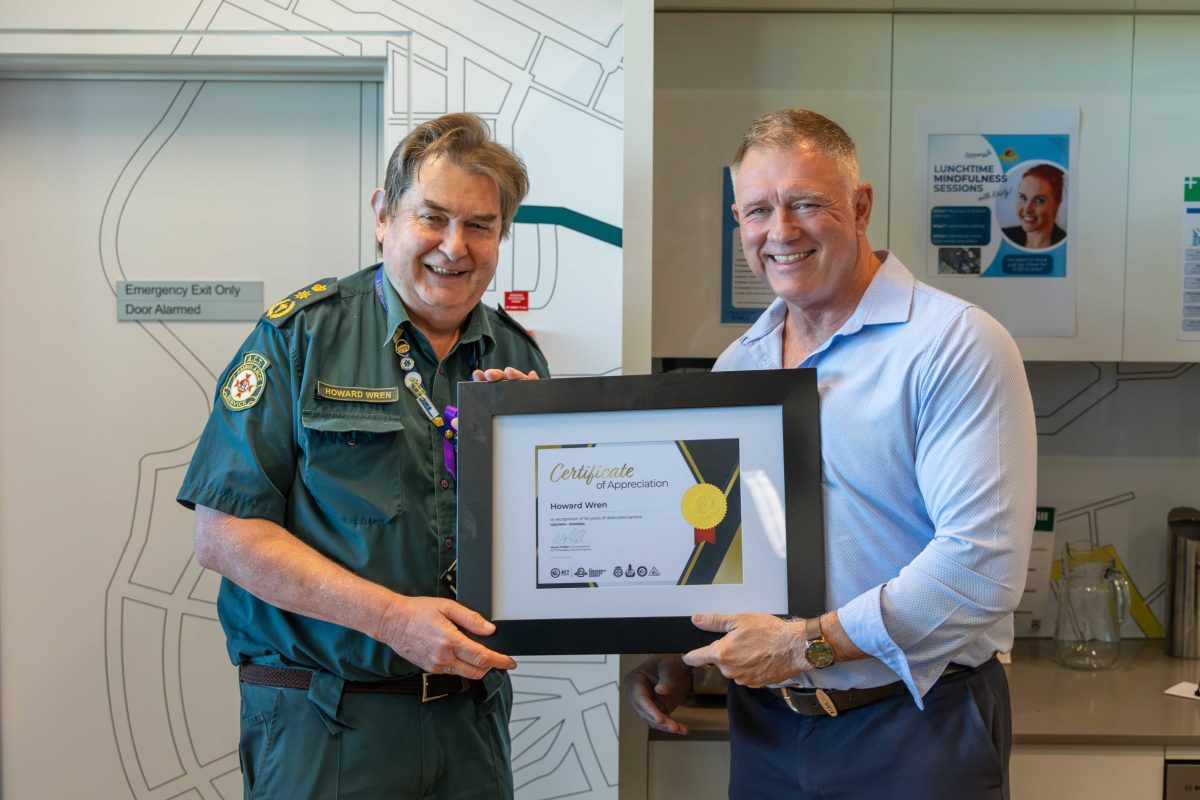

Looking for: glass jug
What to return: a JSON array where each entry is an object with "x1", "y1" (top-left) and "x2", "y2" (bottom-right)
[{"x1": 1053, "y1": 541, "x2": 1131, "y2": 670}]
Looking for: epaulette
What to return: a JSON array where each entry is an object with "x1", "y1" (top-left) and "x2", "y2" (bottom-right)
[
  {"x1": 263, "y1": 278, "x2": 338, "y2": 326},
  {"x1": 494, "y1": 304, "x2": 544, "y2": 354}
]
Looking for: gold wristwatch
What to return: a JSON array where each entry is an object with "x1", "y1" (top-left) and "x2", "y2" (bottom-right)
[{"x1": 803, "y1": 616, "x2": 835, "y2": 669}]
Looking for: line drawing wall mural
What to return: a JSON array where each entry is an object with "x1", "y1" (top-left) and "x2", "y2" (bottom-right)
[
  {"x1": 0, "y1": 2, "x2": 623, "y2": 798},
  {"x1": 652, "y1": 358, "x2": 1200, "y2": 647}
]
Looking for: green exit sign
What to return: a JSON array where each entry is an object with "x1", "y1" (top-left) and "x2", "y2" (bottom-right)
[{"x1": 1035, "y1": 506, "x2": 1055, "y2": 531}]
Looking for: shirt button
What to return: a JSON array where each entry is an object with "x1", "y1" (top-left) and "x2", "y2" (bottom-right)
[
  {"x1": 438, "y1": 366, "x2": 446, "y2": 376},
  {"x1": 443, "y1": 537, "x2": 454, "y2": 550},
  {"x1": 439, "y1": 478, "x2": 450, "y2": 490}
]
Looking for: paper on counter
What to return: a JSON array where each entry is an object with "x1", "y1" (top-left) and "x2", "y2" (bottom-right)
[
  {"x1": 1014, "y1": 526, "x2": 1057, "y2": 637},
  {"x1": 1164, "y1": 681, "x2": 1200, "y2": 700}
]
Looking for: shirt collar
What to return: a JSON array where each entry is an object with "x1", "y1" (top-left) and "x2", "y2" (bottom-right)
[
  {"x1": 738, "y1": 250, "x2": 914, "y2": 348},
  {"x1": 840, "y1": 250, "x2": 915, "y2": 333},
  {"x1": 378, "y1": 267, "x2": 495, "y2": 353}
]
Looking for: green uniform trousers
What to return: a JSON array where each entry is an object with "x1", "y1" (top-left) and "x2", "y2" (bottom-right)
[{"x1": 238, "y1": 673, "x2": 513, "y2": 799}]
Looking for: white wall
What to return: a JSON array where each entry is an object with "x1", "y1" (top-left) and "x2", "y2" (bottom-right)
[{"x1": 0, "y1": 2, "x2": 627, "y2": 799}]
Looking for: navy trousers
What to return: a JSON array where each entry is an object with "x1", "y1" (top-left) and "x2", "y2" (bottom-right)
[{"x1": 727, "y1": 658, "x2": 1011, "y2": 800}]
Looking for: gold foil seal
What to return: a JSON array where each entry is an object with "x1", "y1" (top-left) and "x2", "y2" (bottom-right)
[{"x1": 680, "y1": 483, "x2": 727, "y2": 530}]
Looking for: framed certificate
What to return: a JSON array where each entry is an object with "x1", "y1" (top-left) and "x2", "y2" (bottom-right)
[{"x1": 456, "y1": 369, "x2": 822, "y2": 655}]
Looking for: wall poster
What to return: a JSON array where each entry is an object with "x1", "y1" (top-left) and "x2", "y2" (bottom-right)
[
  {"x1": 720, "y1": 166, "x2": 775, "y2": 325},
  {"x1": 915, "y1": 106, "x2": 1080, "y2": 338},
  {"x1": 1182, "y1": 176, "x2": 1200, "y2": 341}
]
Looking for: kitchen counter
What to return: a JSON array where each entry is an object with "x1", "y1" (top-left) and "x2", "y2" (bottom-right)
[
  {"x1": 1009, "y1": 638, "x2": 1200, "y2": 745},
  {"x1": 657, "y1": 638, "x2": 1200, "y2": 745}
]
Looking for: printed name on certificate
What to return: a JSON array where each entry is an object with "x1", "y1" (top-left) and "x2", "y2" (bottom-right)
[{"x1": 534, "y1": 438, "x2": 743, "y2": 589}]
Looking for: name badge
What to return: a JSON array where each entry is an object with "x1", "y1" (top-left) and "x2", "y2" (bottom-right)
[{"x1": 315, "y1": 381, "x2": 399, "y2": 404}]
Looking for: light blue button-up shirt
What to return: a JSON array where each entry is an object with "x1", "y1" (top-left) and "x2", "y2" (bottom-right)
[{"x1": 714, "y1": 252, "x2": 1037, "y2": 706}]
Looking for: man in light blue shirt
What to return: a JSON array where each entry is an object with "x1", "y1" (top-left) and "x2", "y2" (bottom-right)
[{"x1": 625, "y1": 109, "x2": 1036, "y2": 799}]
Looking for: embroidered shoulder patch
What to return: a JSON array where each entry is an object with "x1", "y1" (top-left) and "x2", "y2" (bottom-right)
[
  {"x1": 222, "y1": 353, "x2": 270, "y2": 411},
  {"x1": 264, "y1": 278, "x2": 338, "y2": 326}
]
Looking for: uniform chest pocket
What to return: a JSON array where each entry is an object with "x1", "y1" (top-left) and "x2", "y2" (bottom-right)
[{"x1": 300, "y1": 412, "x2": 405, "y2": 524}]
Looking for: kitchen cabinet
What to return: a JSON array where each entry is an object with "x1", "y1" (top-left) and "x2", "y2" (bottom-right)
[
  {"x1": 889, "y1": 15, "x2": 1133, "y2": 361},
  {"x1": 1123, "y1": 16, "x2": 1200, "y2": 362},
  {"x1": 638, "y1": 742, "x2": 1166, "y2": 799},
  {"x1": 652, "y1": 9, "x2": 1200, "y2": 362},
  {"x1": 652, "y1": 12, "x2": 892, "y2": 360},
  {"x1": 647, "y1": 741, "x2": 728, "y2": 800},
  {"x1": 1011, "y1": 745, "x2": 1162, "y2": 799}
]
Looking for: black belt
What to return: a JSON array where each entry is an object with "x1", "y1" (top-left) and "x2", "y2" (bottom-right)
[
  {"x1": 776, "y1": 659, "x2": 986, "y2": 718},
  {"x1": 238, "y1": 664, "x2": 475, "y2": 703}
]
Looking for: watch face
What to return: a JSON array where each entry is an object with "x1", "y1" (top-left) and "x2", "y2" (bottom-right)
[{"x1": 806, "y1": 640, "x2": 836, "y2": 669}]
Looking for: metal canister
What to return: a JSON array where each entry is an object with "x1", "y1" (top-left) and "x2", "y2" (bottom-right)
[{"x1": 1165, "y1": 507, "x2": 1200, "y2": 658}]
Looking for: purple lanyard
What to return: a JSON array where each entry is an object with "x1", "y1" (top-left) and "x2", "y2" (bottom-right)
[{"x1": 375, "y1": 267, "x2": 458, "y2": 478}]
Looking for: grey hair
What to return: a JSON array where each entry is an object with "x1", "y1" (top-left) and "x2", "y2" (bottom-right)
[
  {"x1": 730, "y1": 108, "x2": 860, "y2": 194},
  {"x1": 383, "y1": 112, "x2": 529, "y2": 239}
]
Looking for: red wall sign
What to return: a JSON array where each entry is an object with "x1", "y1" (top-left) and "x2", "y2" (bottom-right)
[{"x1": 504, "y1": 290, "x2": 529, "y2": 311}]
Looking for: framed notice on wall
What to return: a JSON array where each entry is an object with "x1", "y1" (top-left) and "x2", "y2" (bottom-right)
[{"x1": 914, "y1": 106, "x2": 1080, "y2": 338}]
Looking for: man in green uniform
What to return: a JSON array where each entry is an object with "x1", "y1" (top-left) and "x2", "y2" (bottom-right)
[{"x1": 177, "y1": 112, "x2": 548, "y2": 798}]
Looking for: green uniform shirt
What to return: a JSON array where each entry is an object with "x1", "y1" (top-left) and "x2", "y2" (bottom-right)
[{"x1": 177, "y1": 264, "x2": 549, "y2": 680}]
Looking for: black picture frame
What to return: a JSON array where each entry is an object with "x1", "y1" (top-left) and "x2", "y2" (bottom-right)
[{"x1": 456, "y1": 369, "x2": 822, "y2": 655}]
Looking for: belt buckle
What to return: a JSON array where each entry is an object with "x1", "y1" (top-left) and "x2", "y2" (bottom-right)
[
  {"x1": 421, "y1": 673, "x2": 450, "y2": 703},
  {"x1": 780, "y1": 687, "x2": 803, "y2": 714}
]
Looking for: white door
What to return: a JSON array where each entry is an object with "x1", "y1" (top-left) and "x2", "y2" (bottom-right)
[{"x1": 0, "y1": 76, "x2": 380, "y2": 800}]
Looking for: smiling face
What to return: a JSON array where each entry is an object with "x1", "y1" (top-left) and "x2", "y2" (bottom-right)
[
  {"x1": 1014, "y1": 174, "x2": 1061, "y2": 237},
  {"x1": 732, "y1": 143, "x2": 875, "y2": 315},
  {"x1": 373, "y1": 155, "x2": 501, "y2": 335}
]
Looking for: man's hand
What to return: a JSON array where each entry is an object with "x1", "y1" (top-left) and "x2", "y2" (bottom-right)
[
  {"x1": 623, "y1": 654, "x2": 693, "y2": 735},
  {"x1": 377, "y1": 596, "x2": 517, "y2": 680},
  {"x1": 682, "y1": 613, "x2": 807, "y2": 688},
  {"x1": 471, "y1": 366, "x2": 540, "y2": 382}
]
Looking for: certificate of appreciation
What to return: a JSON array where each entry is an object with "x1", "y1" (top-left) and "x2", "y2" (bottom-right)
[
  {"x1": 455, "y1": 369, "x2": 823, "y2": 655},
  {"x1": 535, "y1": 438, "x2": 742, "y2": 589}
]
